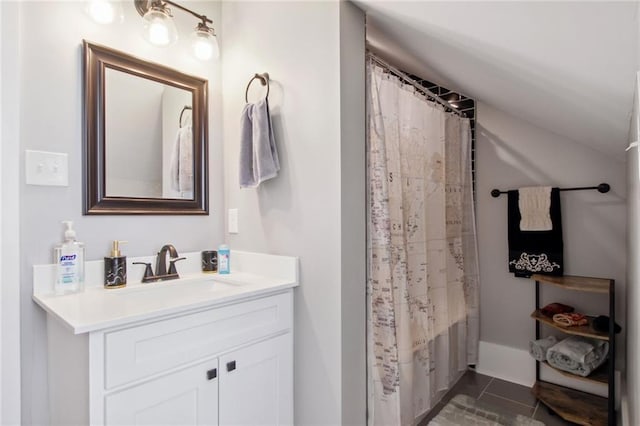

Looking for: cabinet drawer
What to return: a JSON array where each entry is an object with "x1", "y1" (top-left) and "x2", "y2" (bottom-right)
[{"x1": 104, "y1": 292, "x2": 292, "y2": 389}]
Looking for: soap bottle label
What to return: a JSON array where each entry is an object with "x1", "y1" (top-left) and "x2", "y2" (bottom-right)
[
  {"x1": 219, "y1": 253, "x2": 229, "y2": 274},
  {"x1": 59, "y1": 252, "x2": 79, "y2": 284}
]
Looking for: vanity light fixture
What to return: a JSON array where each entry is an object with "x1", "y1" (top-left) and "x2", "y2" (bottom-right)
[
  {"x1": 135, "y1": 0, "x2": 219, "y2": 60},
  {"x1": 140, "y1": 1, "x2": 178, "y2": 46}
]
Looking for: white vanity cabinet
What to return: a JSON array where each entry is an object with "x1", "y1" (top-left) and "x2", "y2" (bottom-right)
[
  {"x1": 104, "y1": 333, "x2": 292, "y2": 426},
  {"x1": 104, "y1": 358, "x2": 220, "y2": 425},
  {"x1": 46, "y1": 290, "x2": 294, "y2": 426}
]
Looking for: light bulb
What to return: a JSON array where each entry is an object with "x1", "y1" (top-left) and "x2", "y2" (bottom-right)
[
  {"x1": 190, "y1": 24, "x2": 219, "y2": 61},
  {"x1": 87, "y1": 0, "x2": 122, "y2": 24},
  {"x1": 149, "y1": 20, "x2": 170, "y2": 45},
  {"x1": 142, "y1": 6, "x2": 178, "y2": 46}
]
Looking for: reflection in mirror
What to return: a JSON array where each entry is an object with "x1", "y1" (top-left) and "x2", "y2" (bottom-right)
[
  {"x1": 83, "y1": 40, "x2": 208, "y2": 215},
  {"x1": 104, "y1": 68, "x2": 193, "y2": 200}
]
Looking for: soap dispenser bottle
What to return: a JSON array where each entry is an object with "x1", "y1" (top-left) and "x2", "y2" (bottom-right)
[
  {"x1": 53, "y1": 221, "x2": 85, "y2": 295},
  {"x1": 218, "y1": 244, "x2": 230, "y2": 274},
  {"x1": 104, "y1": 240, "x2": 127, "y2": 289}
]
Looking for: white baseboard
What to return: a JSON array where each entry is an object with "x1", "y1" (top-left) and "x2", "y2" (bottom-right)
[{"x1": 476, "y1": 340, "x2": 535, "y2": 387}]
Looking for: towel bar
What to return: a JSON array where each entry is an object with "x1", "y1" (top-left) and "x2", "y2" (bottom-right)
[
  {"x1": 490, "y1": 183, "x2": 610, "y2": 198},
  {"x1": 179, "y1": 105, "x2": 192, "y2": 127},
  {"x1": 245, "y1": 72, "x2": 270, "y2": 103}
]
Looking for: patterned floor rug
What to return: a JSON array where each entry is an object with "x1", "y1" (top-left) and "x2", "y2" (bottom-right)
[{"x1": 428, "y1": 394, "x2": 545, "y2": 426}]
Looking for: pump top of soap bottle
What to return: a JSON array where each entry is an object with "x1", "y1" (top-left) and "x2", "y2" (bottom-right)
[
  {"x1": 62, "y1": 221, "x2": 76, "y2": 241},
  {"x1": 110, "y1": 240, "x2": 127, "y2": 257}
]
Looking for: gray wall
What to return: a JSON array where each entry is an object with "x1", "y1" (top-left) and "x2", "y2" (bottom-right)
[
  {"x1": 221, "y1": 1, "x2": 366, "y2": 424},
  {"x1": 476, "y1": 101, "x2": 626, "y2": 355},
  {"x1": 339, "y1": 2, "x2": 367, "y2": 424},
  {"x1": 17, "y1": 2, "x2": 224, "y2": 424}
]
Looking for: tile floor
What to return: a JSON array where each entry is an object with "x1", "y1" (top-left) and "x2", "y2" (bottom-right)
[{"x1": 418, "y1": 370, "x2": 574, "y2": 425}]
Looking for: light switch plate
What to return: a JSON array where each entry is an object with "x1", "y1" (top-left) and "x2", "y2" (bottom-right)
[
  {"x1": 228, "y1": 208, "x2": 239, "y2": 234},
  {"x1": 25, "y1": 150, "x2": 69, "y2": 186}
]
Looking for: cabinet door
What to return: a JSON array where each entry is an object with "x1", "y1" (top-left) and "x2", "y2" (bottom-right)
[
  {"x1": 105, "y1": 359, "x2": 219, "y2": 426},
  {"x1": 219, "y1": 333, "x2": 293, "y2": 426}
]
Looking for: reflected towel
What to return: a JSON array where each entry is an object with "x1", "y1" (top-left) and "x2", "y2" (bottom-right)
[
  {"x1": 519, "y1": 186, "x2": 552, "y2": 231},
  {"x1": 546, "y1": 336, "x2": 608, "y2": 377},
  {"x1": 239, "y1": 98, "x2": 280, "y2": 188},
  {"x1": 170, "y1": 125, "x2": 193, "y2": 192},
  {"x1": 529, "y1": 336, "x2": 558, "y2": 362}
]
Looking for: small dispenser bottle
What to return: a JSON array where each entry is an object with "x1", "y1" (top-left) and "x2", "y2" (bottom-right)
[
  {"x1": 218, "y1": 244, "x2": 230, "y2": 274},
  {"x1": 104, "y1": 240, "x2": 127, "y2": 289},
  {"x1": 53, "y1": 221, "x2": 85, "y2": 295}
]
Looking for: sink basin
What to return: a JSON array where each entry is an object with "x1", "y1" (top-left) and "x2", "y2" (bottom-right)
[{"x1": 107, "y1": 276, "x2": 237, "y2": 296}]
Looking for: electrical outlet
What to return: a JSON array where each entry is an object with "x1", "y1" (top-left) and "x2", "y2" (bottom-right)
[
  {"x1": 25, "y1": 150, "x2": 69, "y2": 186},
  {"x1": 228, "y1": 208, "x2": 239, "y2": 234}
]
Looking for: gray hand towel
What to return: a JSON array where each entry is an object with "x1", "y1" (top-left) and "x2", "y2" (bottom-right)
[{"x1": 239, "y1": 98, "x2": 280, "y2": 188}]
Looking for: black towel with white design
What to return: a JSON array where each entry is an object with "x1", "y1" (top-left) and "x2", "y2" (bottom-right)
[{"x1": 507, "y1": 188, "x2": 563, "y2": 277}]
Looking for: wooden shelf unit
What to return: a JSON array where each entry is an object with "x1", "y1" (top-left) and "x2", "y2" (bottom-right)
[
  {"x1": 532, "y1": 381, "x2": 608, "y2": 426},
  {"x1": 530, "y1": 274, "x2": 611, "y2": 294},
  {"x1": 530, "y1": 274, "x2": 615, "y2": 426},
  {"x1": 530, "y1": 310, "x2": 609, "y2": 341},
  {"x1": 540, "y1": 360, "x2": 609, "y2": 385}
]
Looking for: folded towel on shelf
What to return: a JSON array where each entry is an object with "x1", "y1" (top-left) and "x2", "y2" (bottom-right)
[
  {"x1": 540, "y1": 302, "x2": 574, "y2": 318},
  {"x1": 170, "y1": 125, "x2": 193, "y2": 193},
  {"x1": 529, "y1": 336, "x2": 558, "y2": 362},
  {"x1": 239, "y1": 98, "x2": 280, "y2": 188},
  {"x1": 546, "y1": 336, "x2": 608, "y2": 377},
  {"x1": 508, "y1": 188, "x2": 563, "y2": 277},
  {"x1": 518, "y1": 186, "x2": 552, "y2": 231},
  {"x1": 553, "y1": 313, "x2": 588, "y2": 327}
]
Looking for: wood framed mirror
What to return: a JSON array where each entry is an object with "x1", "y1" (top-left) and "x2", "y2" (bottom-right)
[{"x1": 83, "y1": 40, "x2": 208, "y2": 215}]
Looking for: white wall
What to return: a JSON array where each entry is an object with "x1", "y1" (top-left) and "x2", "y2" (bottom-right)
[
  {"x1": 624, "y1": 72, "x2": 640, "y2": 426},
  {"x1": 221, "y1": 1, "x2": 366, "y2": 424},
  {"x1": 1, "y1": 2, "x2": 22, "y2": 424},
  {"x1": 476, "y1": 101, "x2": 626, "y2": 365},
  {"x1": 18, "y1": 2, "x2": 224, "y2": 424}
]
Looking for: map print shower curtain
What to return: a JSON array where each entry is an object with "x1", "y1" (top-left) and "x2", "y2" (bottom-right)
[{"x1": 367, "y1": 61, "x2": 480, "y2": 426}]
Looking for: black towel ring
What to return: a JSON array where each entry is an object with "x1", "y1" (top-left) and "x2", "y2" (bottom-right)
[
  {"x1": 245, "y1": 72, "x2": 270, "y2": 103},
  {"x1": 179, "y1": 105, "x2": 192, "y2": 127}
]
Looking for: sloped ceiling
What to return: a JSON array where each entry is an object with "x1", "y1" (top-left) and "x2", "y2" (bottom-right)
[{"x1": 355, "y1": 1, "x2": 638, "y2": 158}]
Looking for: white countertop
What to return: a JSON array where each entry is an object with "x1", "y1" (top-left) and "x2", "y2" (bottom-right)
[{"x1": 33, "y1": 250, "x2": 298, "y2": 334}]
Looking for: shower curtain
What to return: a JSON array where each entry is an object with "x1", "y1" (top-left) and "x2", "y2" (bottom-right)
[{"x1": 367, "y1": 61, "x2": 480, "y2": 426}]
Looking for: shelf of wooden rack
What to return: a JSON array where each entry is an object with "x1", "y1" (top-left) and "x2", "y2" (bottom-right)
[
  {"x1": 540, "y1": 360, "x2": 609, "y2": 385},
  {"x1": 530, "y1": 274, "x2": 612, "y2": 294},
  {"x1": 530, "y1": 310, "x2": 609, "y2": 341},
  {"x1": 532, "y1": 381, "x2": 607, "y2": 426}
]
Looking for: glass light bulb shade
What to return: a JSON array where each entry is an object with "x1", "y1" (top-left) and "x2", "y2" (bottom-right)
[
  {"x1": 190, "y1": 30, "x2": 219, "y2": 61},
  {"x1": 86, "y1": 0, "x2": 123, "y2": 24},
  {"x1": 142, "y1": 8, "x2": 178, "y2": 46}
]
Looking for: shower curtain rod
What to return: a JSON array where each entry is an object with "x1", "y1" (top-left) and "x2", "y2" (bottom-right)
[{"x1": 367, "y1": 53, "x2": 465, "y2": 117}]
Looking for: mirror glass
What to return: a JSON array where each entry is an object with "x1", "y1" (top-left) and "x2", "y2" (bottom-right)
[
  {"x1": 104, "y1": 68, "x2": 194, "y2": 200},
  {"x1": 83, "y1": 41, "x2": 208, "y2": 215}
]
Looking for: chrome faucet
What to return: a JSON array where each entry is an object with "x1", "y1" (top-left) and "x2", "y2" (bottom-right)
[{"x1": 133, "y1": 244, "x2": 186, "y2": 283}]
